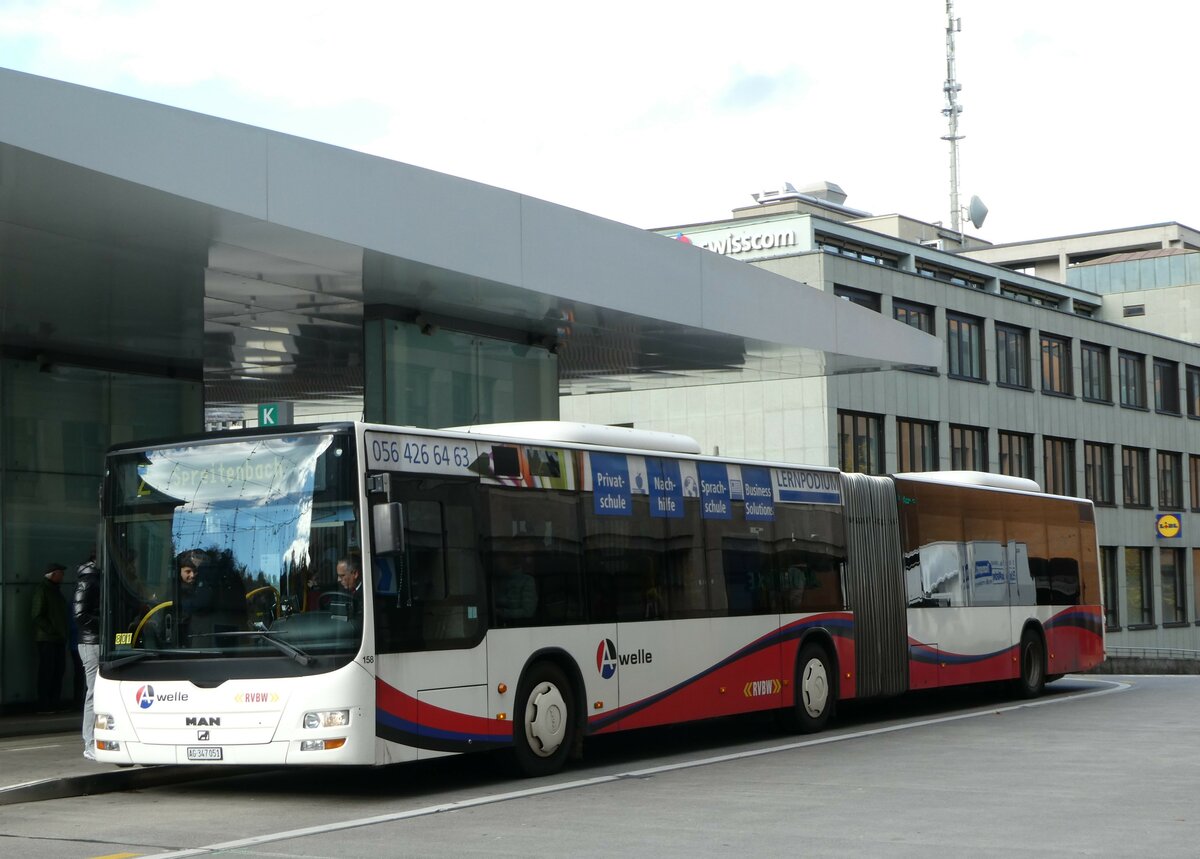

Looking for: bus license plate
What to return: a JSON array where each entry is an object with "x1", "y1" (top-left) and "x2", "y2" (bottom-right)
[{"x1": 187, "y1": 746, "x2": 222, "y2": 761}]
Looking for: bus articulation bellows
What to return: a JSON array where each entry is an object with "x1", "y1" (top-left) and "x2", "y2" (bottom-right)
[{"x1": 92, "y1": 421, "x2": 1104, "y2": 775}]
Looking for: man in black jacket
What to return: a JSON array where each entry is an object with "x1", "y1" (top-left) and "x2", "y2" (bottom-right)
[{"x1": 72, "y1": 552, "x2": 100, "y2": 761}]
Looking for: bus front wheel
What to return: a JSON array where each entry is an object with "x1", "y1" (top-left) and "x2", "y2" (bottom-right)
[
  {"x1": 1015, "y1": 630, "x2": 1046, "y2": 698},
  {"x1": 792, "y1": 641, "x2": 835, "y2": 733},
  {"x1": 513, "y1": 662, "x2": 574, "y2": 777}
]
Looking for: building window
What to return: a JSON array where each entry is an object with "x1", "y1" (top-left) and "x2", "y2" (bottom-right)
[
  {"x1": 1123, "y1": 305, "x2": 1145, "y2": 317},
  {"x1": 1161, "y1": 548, "x2": 1186, "y2": 625},
  {"x1": 1040, "y1": 334, "x2": 1072, "y2": 396},
  {"x1": 893, "y1": 299, "x2": 934, "y2": 333},
  {"x1": 897, "y1": 418, "x2": 937, "y2": 472},
  {"x1": 1154, "y1": 359, "x2": 1180, "y2": 414},
  {"x1": 1043, "y1": 436, "x2": 1075, "y2": 496},
  {"x1": 838, "y1": 410, "x2": 883, "y2": 475},
  {"x1": 1125, "y1": 547, "x2": 1153, "y2": 626},
  {"x1": 1187, "y1": 365, "x2": 1200, "y2": 418},
  {"x1": 995, "y1": 324, "x2": 1031, "y2": 388},
  {"x1": 1084, "y1": 442, "x2": 1114, "y2": 505},
  {"x1": 1122, "y1": 446, "x2": 1150, "y2": 507},
  {"x1": 947, "y1": 313, "x2": 984, "y2": 381},
  {"x1": 1158, "y1": 451, "x2": 1183, "y2": 510},
  {"x1": 834, "y1": 285, "x2": 881, "y2": 312},
  {"x1": 1101, "y1": 546, "x2": 1119, "y2": 630},
  {"x1": 949, "y1": 425, "x2": 987, "y2": 471},
  {"x1": 1081, "y1": 342, "x2": 1111, "y2": 403},
  {"x1": 1119, "y1": 350, "x2": 1146, "y2": 408},
  {"x1": 998, "y1": 431, "x2": 1034, "y2": 479},
  {"x1": 1191, "y1": 455, "x2": 1200, "y2": 511}
]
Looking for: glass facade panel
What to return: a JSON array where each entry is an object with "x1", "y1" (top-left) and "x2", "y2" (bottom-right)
[
  {"x1": 365, "y1": 319, "x2": 558, "y2": 428},
  {"x1": 1187, "y1": 365, "x2": 1200, "y2": 417},
  {"x1": 1, "y1": 360, "x2": 201, "y2": 708}
]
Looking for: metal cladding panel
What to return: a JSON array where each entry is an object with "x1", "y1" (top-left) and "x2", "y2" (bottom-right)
[{"x1": 841, "y1": 473, "x2": 909, "y2": 698}]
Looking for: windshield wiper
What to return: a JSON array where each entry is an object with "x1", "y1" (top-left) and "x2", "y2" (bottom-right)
[
  {"x1": 102, "y1": 651, "x2": 156, "y2": 670},
  {"x1": 252, "y1": 624, "x2": 316, "y2": 666}
]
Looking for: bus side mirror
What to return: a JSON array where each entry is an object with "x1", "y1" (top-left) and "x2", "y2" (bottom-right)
[{"x1": 372, "y1": 502, "x2": 405, "y2": 556}]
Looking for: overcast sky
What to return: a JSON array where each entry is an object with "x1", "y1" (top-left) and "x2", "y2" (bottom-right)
[{"x1": 2, "y1": 0, "x2": 1196, "y2": 244}]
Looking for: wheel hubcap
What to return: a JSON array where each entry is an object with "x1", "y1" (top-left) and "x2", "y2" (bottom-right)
[
  {"x1": 800, "y1": 658, "x2": 828, "y2": 718},
  {"x1": 525, "y1": 681, "x2": 567, "y2": 758}
]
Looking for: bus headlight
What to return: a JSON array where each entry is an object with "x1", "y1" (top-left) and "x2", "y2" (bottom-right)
[
  {"x1": 95, "y1": 713, "x2": 116, "y2": 730},
  {"x1": 303, "y1": 709, "x2": 350, "y2": 729}
]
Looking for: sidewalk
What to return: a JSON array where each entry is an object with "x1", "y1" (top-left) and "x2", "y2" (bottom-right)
[{"x1": 0, "y1": 708, "x2": 264, "y2": 806}]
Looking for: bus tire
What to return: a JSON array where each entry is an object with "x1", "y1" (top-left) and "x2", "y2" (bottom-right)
[
  {"x1": 1015, "y1": 629, "x2": 1046, "y2": 699},
  {"x1": 792, "y1": 641, "x2": 835, "y2": 733},
  {"x1": 513, "y1": 661, "x2": 574, "y2": 777}
]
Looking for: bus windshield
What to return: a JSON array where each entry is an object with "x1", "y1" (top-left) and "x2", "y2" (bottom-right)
[{"x1": 101, "y1": 431, "x2": 361, "y2": 666}]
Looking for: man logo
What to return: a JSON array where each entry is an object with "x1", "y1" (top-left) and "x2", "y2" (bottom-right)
[
  {"x1": 596, "y1": 639, "x2": 618, "y2": 679},
  {"x1": 197, "y1": 730, "x2": 210, "y2": 741}
]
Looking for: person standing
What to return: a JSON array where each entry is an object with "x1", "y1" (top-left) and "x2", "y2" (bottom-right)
[
  {"x1": 31, "y1": 562, "x2": 68, "y2": 714},
  {"x1": 73, "y1": 552, "x2": 101, "y2": 760}
]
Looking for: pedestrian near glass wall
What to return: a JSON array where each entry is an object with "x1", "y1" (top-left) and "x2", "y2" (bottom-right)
[
  {"x1": 31, "y1": 562, "x2": 68, "y2": 713},
  {"x1": 73, "y1": 551, "x2": 101, "y2": 760}
]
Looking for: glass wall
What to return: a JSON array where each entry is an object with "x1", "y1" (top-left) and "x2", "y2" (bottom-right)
[
  {"x1": 0, "y1": 360, "x2": 201, "y2": 710},
  {"x1": 365, "y1": 320, "x2": 558, "y2": 428}
]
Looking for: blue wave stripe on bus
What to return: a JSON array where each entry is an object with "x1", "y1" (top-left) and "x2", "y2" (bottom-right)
[
  {"x1": 375, "y1": 710, "x2": 511, "y2": 753},
  {"x1": 588, "y1": 615, "x2": 853, "y2": 733},
  {"x1": 908, "y1": 642, "x2": 1013, "y2": 666},
  {"x1": 1045, "y1": 607, "x2": 1104, "y2": 634}
]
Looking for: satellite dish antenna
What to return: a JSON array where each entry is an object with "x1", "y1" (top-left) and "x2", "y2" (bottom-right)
[{"x1": 967, "y1": 195, "x2": 988, "y2": 230}]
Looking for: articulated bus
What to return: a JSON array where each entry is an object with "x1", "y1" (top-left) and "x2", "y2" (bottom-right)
[{"x1": 93, "y1": 421, "x2": 1104, "y2": 775}]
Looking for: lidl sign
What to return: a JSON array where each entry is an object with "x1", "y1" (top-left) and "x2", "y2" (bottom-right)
[{"x1": 1156, "y1": 513, "x2": 1181, "y2": 539}]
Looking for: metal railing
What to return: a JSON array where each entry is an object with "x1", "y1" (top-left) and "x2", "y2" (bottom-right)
[{"x1": 1105, "y1": 646, "x2": 1200, "y2": 661}]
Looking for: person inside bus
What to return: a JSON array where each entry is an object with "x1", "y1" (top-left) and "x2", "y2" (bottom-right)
[
  {"x1": 492, "y1": 555, "x2": 537, "y2": 623},
  {"x1": 176, "y1": 549, "x2": 205, "y2": 643},
  {"x1": 334, "y1": 555, "x2": 364, "y2": 617}
]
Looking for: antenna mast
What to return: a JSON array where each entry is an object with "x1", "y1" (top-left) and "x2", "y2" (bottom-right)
[{"x1": 942, "y1": 0, "x2": 963, "y2": 232}]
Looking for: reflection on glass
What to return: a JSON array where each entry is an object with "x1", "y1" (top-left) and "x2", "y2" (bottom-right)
[{"x1": 102, "y1": 432, "x2": 360, "y2": 662}]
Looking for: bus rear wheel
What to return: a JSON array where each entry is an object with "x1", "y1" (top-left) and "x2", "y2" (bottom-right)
[
  {"x1": 513, "y1": 662, "x2": 574, "y2": 777},
  {"x1": 791, "y1": 641, "x2": 834, "y2": 733},
  {"x1": 1015, "y1": 630, "x2": 1046, "y2": 699}
]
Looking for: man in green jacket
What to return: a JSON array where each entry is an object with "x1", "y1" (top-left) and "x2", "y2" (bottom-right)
[{"x1": 31, "y1": 562, "x2": 68, "y2": 713}]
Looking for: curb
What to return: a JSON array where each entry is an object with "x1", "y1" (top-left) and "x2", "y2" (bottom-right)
[{"x1": 0, "y1": 765, "x2": 268, "y2": 806}]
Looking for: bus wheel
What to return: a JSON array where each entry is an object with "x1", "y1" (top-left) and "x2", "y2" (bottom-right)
[
  {"x1": 793, "y1": 642, "x2": 834, "y2": 733},
  {"x1": 1015, "y1": 630, "x2": 1046, "y2": 699},
  {"x1": 513, "y1": 662, "x2": 573, "y2": 777}
]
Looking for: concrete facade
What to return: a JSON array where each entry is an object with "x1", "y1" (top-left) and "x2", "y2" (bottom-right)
[{"x1": 563, "y1": 195, "x2": 1200, "y2": 656}]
